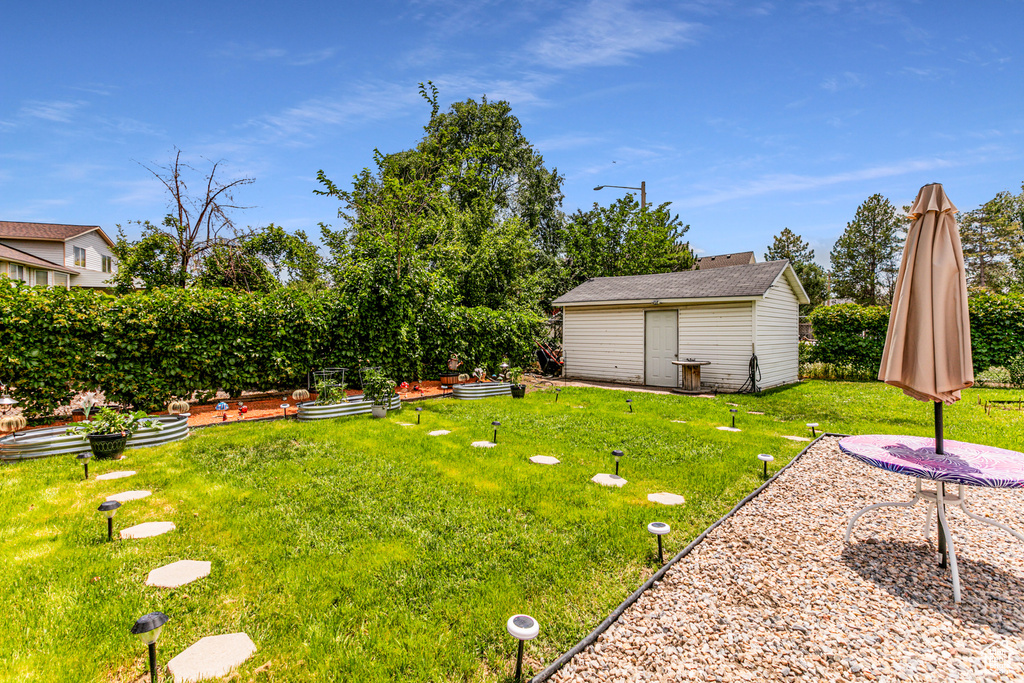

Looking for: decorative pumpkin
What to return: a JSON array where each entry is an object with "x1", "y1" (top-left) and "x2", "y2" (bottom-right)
[
  {"x1": 0, "y1": 415, "x2": 27, "y2": 434},
  {"x1": 292, "y1": 389, "x2": 310, "y2": 402},
  {"x1": 167, "y1": 399, "x2": 191, "y2": 415}
]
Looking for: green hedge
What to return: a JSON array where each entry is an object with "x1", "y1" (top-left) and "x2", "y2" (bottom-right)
[
  {"x1": 807, "y1": 294, "x2": 1024, "y2": 376},
  {"x1": 0, "y1": 283, "x2": 543, "y2": 417}
]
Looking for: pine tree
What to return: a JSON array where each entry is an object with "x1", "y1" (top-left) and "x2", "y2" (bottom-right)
[
  {"x1": 830, "y1": 194, "x2": 904, "y2": 306},
  {"x1": 765, "y1": 228, "x2": 828, "y2": 314},
  {"x1": 960, "y1": 191, "x2": 1017, "y2": 292}
]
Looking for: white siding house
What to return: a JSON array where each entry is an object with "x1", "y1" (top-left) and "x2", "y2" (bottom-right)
[
  {"x1": 0, "y1": 222, "x2": 117, "y2": 289},
  {"x1": 553, "y1": 261, "x2": 809, "y2": 393}
]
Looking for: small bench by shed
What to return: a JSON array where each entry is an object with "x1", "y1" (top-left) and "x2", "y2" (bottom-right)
[{"x1": 552, "y1": 260, "x2": 809, "y2": 392}]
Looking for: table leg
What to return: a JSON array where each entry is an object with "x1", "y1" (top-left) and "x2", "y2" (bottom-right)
[
  {"x1": 844, "y1": 490, "x2": 923, "y2": 543},
  {"x1": 923, "y1": 500, "x2": 936, "y2": 542},
  {"x1": 935, "y1": 482, "x2": 961, "y2": 603},
  {"x1": 957, "y1": 483, "x2": 1024, "y2": 542},
  {"x1": 938, "y1": 482, "x2": 947, "y2": 568}
]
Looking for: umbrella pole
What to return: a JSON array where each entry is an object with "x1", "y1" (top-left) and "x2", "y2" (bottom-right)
[{"x1": 934, "y1": 401, "x2": 948, "y2": 567}]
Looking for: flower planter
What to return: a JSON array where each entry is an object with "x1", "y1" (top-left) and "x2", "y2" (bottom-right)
[
  {"x1": 510, "y1": 384, "x2": 527, "y2": 399},
  {"x1": 452, "y1": 382, "x2": 513, "y2": 400},
  {"x1": 296, "y1": 393, "x2": 401, "y2": 421},
  {"x1": 88, "y1": 432, "x2": 129, "y2": 459},
  {"x1": 0, "y1": 415, "x2": 190, "y2": 462},
  {"x1": 370, "y1": 405, "x2": 387, "y2": 418}
]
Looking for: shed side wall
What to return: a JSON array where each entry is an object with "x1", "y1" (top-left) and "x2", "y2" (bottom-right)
[
  {"x1": 677, "y1": 302, "x2": 753, "y2": 392},
  {"x1": 754, "y1": 276, "x2": 800, "y2": 388},
  {"x1": 563, "y1": 305, "x2": 645, "y2": 384}
]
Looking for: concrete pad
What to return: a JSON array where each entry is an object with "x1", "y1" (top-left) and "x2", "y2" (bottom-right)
[
  {"x1": 529, "y1": 455, "x2": 560, "y2": 465},
  {"x1": 96, "y1": 470, "x2": 135, "y2": 481},
  {"x1": 648, "y1": 492, "x2": 686, "y2": 506},
  {"x1": 592, "y1": 473, "x2": 627, "y2": 487},
  {"x1": 471, "y1": 441, "x2": 496, "y2": 448},
  {"x1": 783, "y1": 435, "x2": 812, "y2": 442},
  {"x1": 717, "y1": 426, "x2": 741, "y2": 432},
  {"x1": 396, "y1": 422, "x2": 415, "y2": 426},
  {"x1": 428, "y1": 430, "x2": 451, "y2": 436},
  {"x1": 167, "y1": 632, "x2": 256, "y2": 683},
  {"x1": 147, "y1": 560, "x2": 211, "y2": 588},
  {"x1": 105, "y1": 490, "x2": 151, "y2": 503},
  {"x1": 670, "y1": 420, "x2": 687, "y2": 424},
  {"x1": 747, "y1": 411, "x2": 765, "y2": 415},
  {"x1": 725, "y1": 402, "x2": 739, "y2": 407},
  {"x1": 120, "y1": 522, "x2": 175, "y2": 539}
]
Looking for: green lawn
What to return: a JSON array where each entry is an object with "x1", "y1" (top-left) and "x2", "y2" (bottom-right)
[{"x1": 1, "y1": 381, "x2": 1022, "y2": 682}]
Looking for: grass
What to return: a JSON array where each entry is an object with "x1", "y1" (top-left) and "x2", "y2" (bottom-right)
[{"x1": 2, "y1": 380, "x2": 1023, "y2": 682}]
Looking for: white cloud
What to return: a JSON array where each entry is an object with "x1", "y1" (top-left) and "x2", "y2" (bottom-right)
[
  {"x1": 678, "y1": 156, "x2": 956, "y2": 208},
  {"x1": 217, "y1": 42, "x2": 336, "y2": 66},
  {"x1": 820, "y1": 72, "x2": 863, "y2": 93},
  {"x1": 20, "y1": 100, "x2": 87, "y2": 123},
  {"x1": 529, "y1": 0, "x2": 699, "y2": 69}
]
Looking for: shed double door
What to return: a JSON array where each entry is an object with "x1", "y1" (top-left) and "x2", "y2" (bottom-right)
[{"x1": 645, "y1": 310, "x2": 678, "y2": 387}]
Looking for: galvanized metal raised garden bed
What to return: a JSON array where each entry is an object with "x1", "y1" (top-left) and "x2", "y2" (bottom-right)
[
  {"x1": 451, "y1": 382, "x2": 513, "y2": 400},
  {"x1": 296, "y1": 393, "x2": 402, "y2": 421},
  {"x1": 0, "y1": 415, "x2": 190, "y2": 462}
]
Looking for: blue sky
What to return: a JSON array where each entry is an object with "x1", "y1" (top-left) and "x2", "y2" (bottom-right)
[{"x1": 2, "y1": 0, "x2": 1021, "y2": 265}]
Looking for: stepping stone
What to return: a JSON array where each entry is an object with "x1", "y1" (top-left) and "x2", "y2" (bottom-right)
[
  {"x1": 717, "y1": 426, "x2": 741, "y2": 432},
  {"x1": 105, "y1": 490, "x2": 151, "y2": 503},
  {"x1": 96, "y1": 470, "x2": 136, "y2": 481},
  {"x1": 783, "y1": 435, "x2": 812, "y2": 442},
  {"x1": 428, "y1": 430, "x2": 451, "y2": 436},
  {"x1": 747, "y1": 411, "x2": 765, "y2": 415},
  {"x1": 726, "y1": 402, "x2": 739, "y2": 407},
  {"x1": 167, "y1": 632, "x2": 256, "y2": 683},
  {"x1": 471, "y1": 441, "x2": 496, "y2": 448},
  {"x1": 671, "y1": 420, "x2": 687, "y2": 424},
  {"x1": 648, "y1": 492, "x2": 686, "y2": 506},
  {"x1": 592, "y1": 473, "x2": 627, "y2": 487},
  {"x1": 396, "y1": 422, "x2": 415, "y2": 426},
  {"x1": 120, "y1": 522, "x2": 176, "y2": 539},
  {"x1": 146, "y1": 560, "x2": 211, "y2": 588},
  {"x1": 529, "y1": 455, "x2": 560, "y2": 465}
]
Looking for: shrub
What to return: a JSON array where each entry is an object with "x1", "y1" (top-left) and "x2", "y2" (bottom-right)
[{"x1": 1009, "y1": 355, "x2": 1024, "y2": 389}]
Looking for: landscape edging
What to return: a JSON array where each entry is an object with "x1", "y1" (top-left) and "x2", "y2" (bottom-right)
[{"x1": 530, "y1": 432, "x2": 844, "y2": 683}]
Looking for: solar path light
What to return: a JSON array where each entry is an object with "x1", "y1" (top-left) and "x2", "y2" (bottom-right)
[
  {"x1": 757, "y1": 453, "x2": 775, "y2": 478},
  {"x1": 648, "y1": 521, "x2": 670, "y2": 565},
  {"x1": 492, "y1": 421, "x2": 501, "y2": 444},
  {"x1": 555, "y1": 388, "x2": 561, "y2": 403},
  {"x1": 613, "y1": 449, "x2": 624, "y2": 476},
  {"x1": 98, "y1": 500, "x2": 121, "y2": 541},
  {"x1": 626, "y1": 398, "x2": 633, "y2": 413},
  {"x1": 730, "y1": 409, "x2": 738, "y2": 429},
  {"x1": 506, "y1": 614, "x2": 539, "y2": 683},
  {"x1": 78, "y1": 452, "x2": 92, "y2": 480},
  {"x1": 280, "y1": 403, "x2": 290, "y2": 419},
  {"x1": 416, "y1": 407, "x2": 423, "y2": 424},
  {"x1": 807, "y1": 423, "x2": 819, "y2": 438},
  {"x1": 131, "y1": 611, "x2": 170, "y2": 683}
]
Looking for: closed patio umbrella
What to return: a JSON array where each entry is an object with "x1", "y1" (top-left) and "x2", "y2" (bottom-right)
[{"x1": 878, "y1": 182, "x2": 973, "y2": 443}]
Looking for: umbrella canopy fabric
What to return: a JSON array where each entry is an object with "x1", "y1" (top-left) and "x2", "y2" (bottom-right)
[{"x1": 878, "y1": 183, "x2": 973, "y2": 404}]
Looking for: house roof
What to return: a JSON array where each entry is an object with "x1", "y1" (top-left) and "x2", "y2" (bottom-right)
[
  {"x1": 0, "y1": 221, "x2": 115, "y2": 247},
  {"x1": 552, "y1": 260, "x2": 810, "y2": 306},
  {"x1": 0, "y1": 242, "x2": 79, "y2": 274},
  {"x1": 696, "y1": 251, "x2": 756, "y2": 269}
]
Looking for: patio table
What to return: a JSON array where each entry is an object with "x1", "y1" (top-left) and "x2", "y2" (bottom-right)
[
  {"x1": 839, "y1": 434, "x2": 1024, "y2": 603},
  {"x1": 671, "y1": 360, "x2": 710, "y2": 393}
]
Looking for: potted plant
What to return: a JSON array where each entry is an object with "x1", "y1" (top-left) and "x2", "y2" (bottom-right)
[
  {"x1": 361, "y1": 368, "x2": 396, "y2": 418},
  {"x1": 509, "y1": 367, "x2": 527, "y2": 398},
  {"x1": 66, "y1": 407, "x2": 162, "y2": 459}
]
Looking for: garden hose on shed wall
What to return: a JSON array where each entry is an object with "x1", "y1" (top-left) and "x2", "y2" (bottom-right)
[{"x1": 739, "y1": 353, "x2": 761, "y2": 394}]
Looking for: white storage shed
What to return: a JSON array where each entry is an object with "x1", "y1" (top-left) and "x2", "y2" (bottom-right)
[{"x1": 551, "y1": 260, "x2": 809, "y2": 392}]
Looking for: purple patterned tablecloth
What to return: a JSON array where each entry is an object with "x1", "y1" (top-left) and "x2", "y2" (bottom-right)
[{"x1": 839, "y1": 435, "x2": 1024, "y2": 488}]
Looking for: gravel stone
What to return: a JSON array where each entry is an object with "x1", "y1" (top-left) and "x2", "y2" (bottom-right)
[{"x1": 552, "y1": 437, "x2": 1024, "y2": 683}]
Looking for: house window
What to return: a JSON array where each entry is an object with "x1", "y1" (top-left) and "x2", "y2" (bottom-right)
[
  {"x1": 10, "y1": 264, "x2": 25, "y2": 282},
  {"x1": 102, "y1": 255, "x2": 113, "y2": 272},
  {"x1": 53, "y1": 272, "x2": 68, "y2": 288},
  {"x1": 74, "y1": 246, "x2": 86, "y2": 267},
  {"x1": 34, "y1": 270, "x2": 48, "y2": 286}
]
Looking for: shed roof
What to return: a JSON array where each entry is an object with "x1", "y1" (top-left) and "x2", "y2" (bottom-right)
[
  {"x1": 553, "y1": 260, "x2": 809, "y2": 306},
  {"x1": 0, "y1": 242, "x2": 79, "y2": 274},
  {"x1": 0, "y1": 221, "x2": 114, "y2": 247},
  {"x1": 696, "y1": 251, "x2": 755, "y2": 269}
]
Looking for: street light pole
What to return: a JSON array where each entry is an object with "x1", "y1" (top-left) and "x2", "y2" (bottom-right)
[{"x1": 593, "y1": 181, "x2": 647, "y2": 209}]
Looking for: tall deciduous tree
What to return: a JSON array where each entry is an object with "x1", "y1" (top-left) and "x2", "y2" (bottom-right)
[
  {"x1": 829, "y1": 194, "x2": 904, "y2": 306},
  {"x1": 765, "y1": 228, "x2": 828, "y2": 314}
]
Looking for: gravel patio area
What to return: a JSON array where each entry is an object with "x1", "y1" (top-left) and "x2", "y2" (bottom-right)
[{"x1": 551, "y1": 436, "x2": 1024, "y2": 683}]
